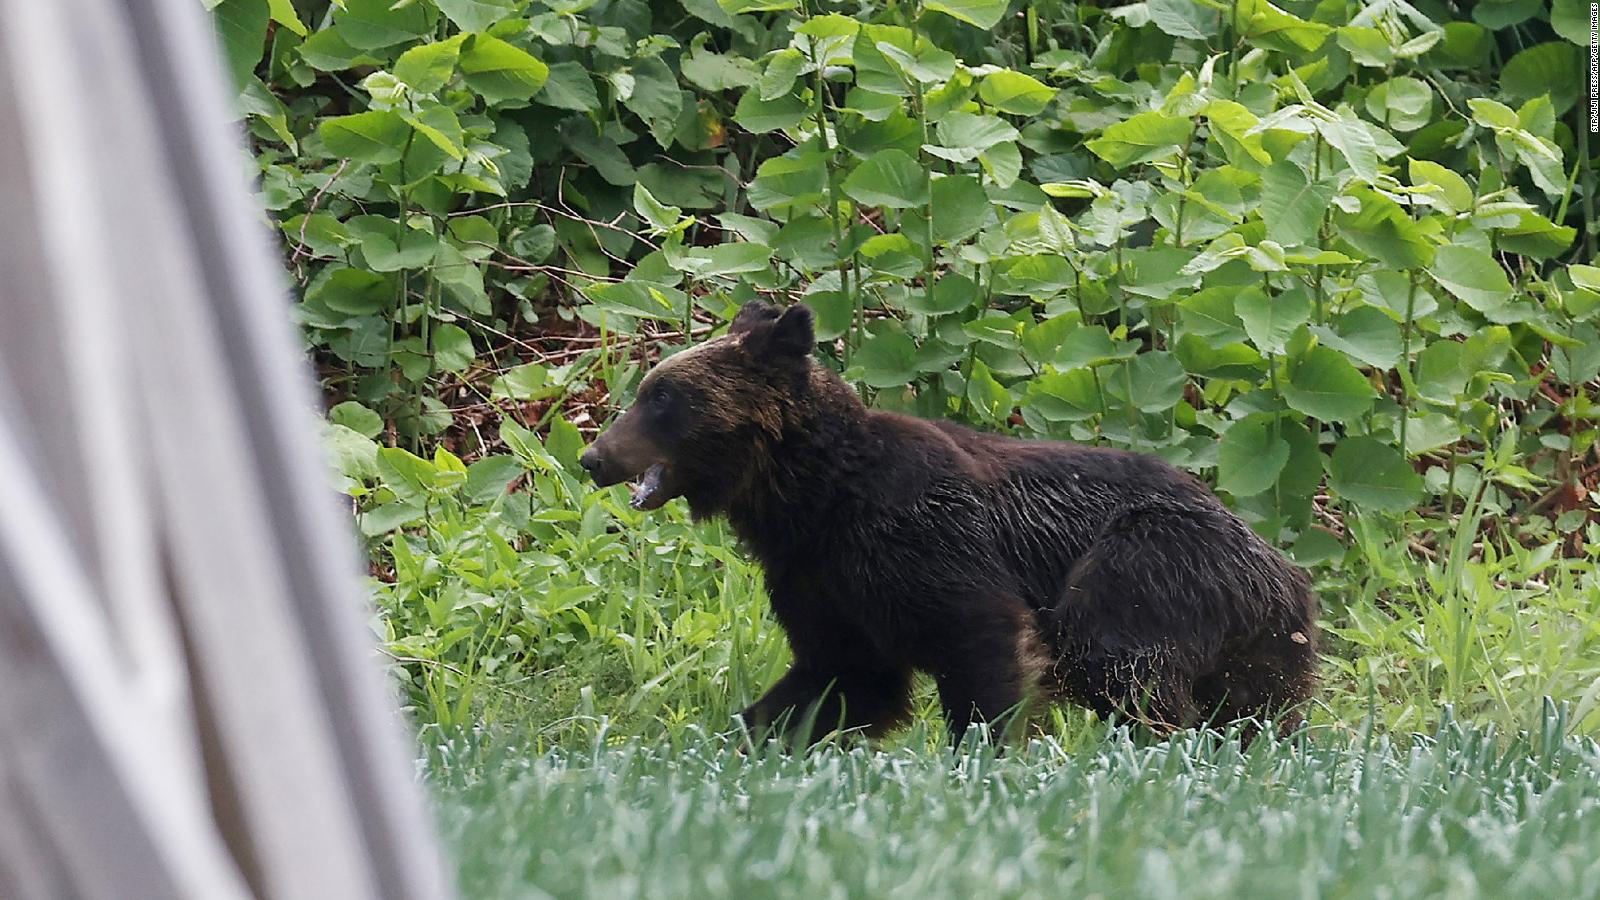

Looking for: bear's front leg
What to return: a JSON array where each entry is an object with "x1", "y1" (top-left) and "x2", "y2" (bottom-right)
[
  {"x1": 739, "y1": 665, "x2": 913, "y2": 748},
  {"x1": 932, "y1": 605, "x2": 1045, "y2": 746}
]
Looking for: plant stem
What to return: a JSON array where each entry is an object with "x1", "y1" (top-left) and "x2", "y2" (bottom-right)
[{"x1": 1399, "y1": 271, "x2": 1418, "y2": 459}]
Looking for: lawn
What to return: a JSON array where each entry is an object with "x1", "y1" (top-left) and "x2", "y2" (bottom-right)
[{"x1": 429, "y1": 712, "x2": 1600, "y2": 898}]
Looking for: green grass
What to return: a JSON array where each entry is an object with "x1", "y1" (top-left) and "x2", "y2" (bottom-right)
[
  {"x1": 427, "y1": 710, "x2": 1600, "y2": 899},
  {"x1": 368, "y1": 431, "x2": 1600, "y2": 896}
]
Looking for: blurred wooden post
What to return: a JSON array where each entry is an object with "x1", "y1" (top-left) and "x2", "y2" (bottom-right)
[{"x1": 0, "y1": 1, "x2": 453, "y2": 898}]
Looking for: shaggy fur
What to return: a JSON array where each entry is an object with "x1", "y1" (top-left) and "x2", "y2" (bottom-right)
[{"x1": 581, "y1": 302, "x2": 1318, "y2": 745}]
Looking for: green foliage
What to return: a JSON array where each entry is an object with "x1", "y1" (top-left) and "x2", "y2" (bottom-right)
[{"x1": 227, "y1": 0, "x2": 1595, "y2": 552}]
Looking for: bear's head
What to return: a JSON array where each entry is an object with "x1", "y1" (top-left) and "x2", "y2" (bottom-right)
[{"x1": 579, "y1": 301, "x2": 822, "y2": 516}]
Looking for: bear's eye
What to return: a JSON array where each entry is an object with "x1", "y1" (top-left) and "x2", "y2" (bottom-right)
[{"x1": 650, "y1": 385, "x2": 671, "y2": 406}]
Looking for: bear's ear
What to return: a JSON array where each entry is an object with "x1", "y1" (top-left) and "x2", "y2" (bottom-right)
[
  {"x1": 741, "y1": 304, "x2": 815, "y2": 362},
  {"x1": 730, "y1": 301, "x2": 781, "y2": 334}
]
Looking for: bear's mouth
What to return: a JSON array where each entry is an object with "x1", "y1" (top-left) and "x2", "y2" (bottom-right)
[{"x1": 628, "y1": 463, "x2": 676, "y2": 511}]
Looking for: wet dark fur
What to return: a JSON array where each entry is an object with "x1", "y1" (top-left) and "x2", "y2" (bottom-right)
[{"x1": 582, "y1": 302, "x2": 1319, "y2": 745}]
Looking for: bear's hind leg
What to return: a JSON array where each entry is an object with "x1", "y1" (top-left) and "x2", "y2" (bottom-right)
[{"x1": 1058, "y1": 647, "x2": 1202, "y2": 734}]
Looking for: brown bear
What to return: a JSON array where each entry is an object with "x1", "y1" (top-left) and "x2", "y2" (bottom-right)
[{"x1": 580, "y1": 301, "x2": 1318, "y2": 746}]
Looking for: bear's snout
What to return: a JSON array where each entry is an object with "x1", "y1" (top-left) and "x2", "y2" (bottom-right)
[
  {"x1": 578, "y1": 446, "x2": 618, "y2": 485},
  {"x1": 579, "y1": 446, "x2": 602, "y2": 475}
]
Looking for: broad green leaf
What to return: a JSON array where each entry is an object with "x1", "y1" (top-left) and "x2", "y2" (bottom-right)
[
  {"x1": 681, "y1": 42, "x2": 760, "y2": 92},
  {"x1": 1236, "y1": 0, "x2": 1329, "y2": 53},
  {"x1": 855, "y1": 328, "x2": 919, "y2": 387},
  {"x1": 1179, "y1": 287, "x2": 1248, "y2": 346},
  {"x1": 560, "y1": 122, "x2": 636, "y2": 186},
  {"x1": 623, "y1": 58, "x2": 683, "y2": 147},
  {"x1": 238, "y1": 78, "x2": 297, "y2": 150},
  {"x1": 1498, "y1": 209, "x2": 1575, "y2": 260},
  {"x1": 1020, "y1": 314, "x2": 1077, "y2": 365},
  {"x1": 1329, "y1": 437, "x2": 1422, "y2": 514},
  {"x1": 905, "y1": 272, "x2": 980, "y2": 315},
  {"x1": 1414, "y1": 340, "x2": 1467, "y2": 404},
  {"x1": 1335, "y1": 187, "x2": 1434, "y2": 269},
  {"x1": 1218, "y1": 414, "x2": 1291, "y2": 497},
  {"x1": 1429, "y1": 245, "x2": 1515, "y2": 316},
  {"x1": 1551, "y1": 324, "x2": 1600, "y2": 383},
  {"x1": 734, "y1": 90, "x2": 808, "y2": 132},
  {"x1": 1408, "y1": 158, "x2": 1474, "y2": 212},
  {"x1": 676, "y1": 242, "x2": 775, "y2": 276},
  {"x1": 297, "y1": 29, "x2": 383, "y2": 71},
  {"x1": 965, "y1": 360, "x2": 1012, "y2": 423},
  {"x1": 491, "y1": 363, "x2": 553, "y2": 401},
  {"x1": 876, "y1": 41, "x2": 958, "y2": 85},
  {"x1": 979, "y1": 141, "x2": 1023, "y2": 188},
  {"x1": 1337, "y1": 25, "x2": 1393, "y2": 67},
  {"x1": 1147, "y1": 0, "x2": 1222, "y2": 38},
  {"x1": 377, "y1": 447, "x2": 436, "y2": 503},
  {"x1": 352, "y1": 220, "x2": 437, "y2": 272},
  {"x1": 459, "y1": 34, "x2": 550, "y2": 104},
  {"x1": 1027, "y1": 369, "x2": 1104, "y2": 421},
  {"x1": 633, "y1": 184, "x2": 684, "y2": 234},
  {"x1": 760, "y1": 48, "x2": 807, "y2": 101},
  {"x1": 1404, "y1": 413, "x2": 1464, "y2": 455},
  {"x1": 432, "y1": 324, "x2": 476, "y2": 373},
  {"x1": 1121, "y1": 247, "x2": 1201, "y2": 299},
  {"x1": 842, "y1": 150, "x2": 930, "y2": 209},
  {"x1": 266, "y1": 0, "x2": 306, "y2": 35},
  {"x1": 583, "y1": 280, "x2": 689, "y2": 321},
  {"x1": 1314, "y1": 108, "x2": 1378, "y2": 183},
  {"x1": 280, "y1": 212, "x2": 348, "y2": 257},
  {"x1": 1174, "y1": 337, "x2": 1264, "y2": 379},
  {"x1": 996, "y1": 254, "x2": 1075, "y2": 298},
  {"x1": 978, "y1": 70, "x2": 1055, "y2": 116},
  {"x1": 1235, "y1": 286, "x2": 1309, "y2": 357},
  {"x1": 718, "y1": 0, "x2": 798, "y2": 13},
  {"x1": 924, "y1": 0, "x2": 1010, "y2": 30},
  {"x1": 403, "y1": 104, "x2": 465, "y2": 159},
  {"x1": 1365, "y1": 77, "x2": 1433, "y2": 132},
  {"x1": 1085, "y1": 111, "x2": 1192, "y2": 168},
  {"x1": 1104, "y1": 352, "x2": 1186, "y2": 413},
  {"x1": 394, "y1": 38, "x2": 465, "y2": 93},
  {"x1": 358, "y1": 501, "x2": 425, "y2": 536},
  {"x1": 1311, "y1": 307, "x2": 1402, "y2": 370},
  {"x1": 1201, "y1": 100, "x2": 1271, "y2": 166},
  {"x1": 929, "y1": 176, "x2": 992, "y2": 244},
  {"x1": 1468, "y1": 96, "x2": 1519, "y2": 130},
  {"x1": 853, "y1": 25, "x2": 915, "y2": 96},
  {"x1": 329, "y1": 401, "x2": 383, "y2": 438},
  {"x1": 464, "y1": 455, "x2": 524, "y2": 504},
  {"x1": 1259, "y1": 160, "x2": 1335, "y2": 247},
  {"x1": 434, "y1": 0, "x2": 516, "y2": 33},
  {"x1": 748, "y1": 153, "x2": 828, "y2": 211},
  {"x1": 433, "y1": 244, "x2": 490, "y2": 314},
  {"x1": 214, "y1": 0, "x2": 269, "y2": 90},
  {"x1": 1570, "y1": 264, "x2": 1600, "y2": 293},
  {"x1": 1501, "y1": 42, "x2": 1580, "y2": 114},
  {"x1": 929, "y1": 112, "x2": 1019, "y2": 162},
  {"x1": 335, "y1": 0, "x2": 430, "y2": 50},
  {"x1": 1051, "y1": 325, "x2": 1135, "y2": 369},
  {"x1": 1282, "y1": 346, "x2": 1375, "y2": 422},
  {"x1": 310, "y1": 267, "x2": 391, "y2": 315},
  {"x1": 537, "y1": 61, "x2": 601, "y2": 112},
  {"x1": 431, "y1": 438, "x2": 464, "y2": 475},
  {"x1": 1552, "y1": 0, "x2": 1591, "y2": 45}
]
